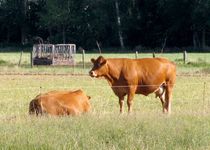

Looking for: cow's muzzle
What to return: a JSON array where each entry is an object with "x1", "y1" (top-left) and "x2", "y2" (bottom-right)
[{"x1": 89, "y1": 71, "x2": 97, "y2": 77}]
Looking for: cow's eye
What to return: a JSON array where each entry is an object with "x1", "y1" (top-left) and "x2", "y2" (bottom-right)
[{"x1": 96, "y1": 63, "x2": 101, "y2": 68}]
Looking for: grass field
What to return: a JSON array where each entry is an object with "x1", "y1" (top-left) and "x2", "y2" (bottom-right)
[
  {"x1": 0, "y1": 52, "x2": 210, "y2": 149},
  {"x1": 0, "y1": 52, "x2": 210, "y2": 75}
]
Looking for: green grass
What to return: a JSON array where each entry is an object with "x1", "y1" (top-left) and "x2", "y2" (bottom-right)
[
  {"x1": 0, "y1": 52, "x2": 210, "y2": 149},
  {"x1": 0, "y1": 75, "x2": 210, "y2": 149},
  {"x1": 0, "y1": 52, "x2": 210, "y2": 75},
  {"x1": 1, "y1": 114, "x2": 210, "y2": 149}
]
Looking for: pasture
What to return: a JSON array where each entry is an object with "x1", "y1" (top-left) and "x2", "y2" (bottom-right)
[{"x1": 0, "y1": 52, "x2": 210, "y2": 149}]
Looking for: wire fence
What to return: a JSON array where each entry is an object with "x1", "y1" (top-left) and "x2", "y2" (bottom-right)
[
  {"x1": 0, "y1": 52, "x2": 210, "y2": 119},
  {"x1": 1, "y1": 51, "x2": 210, "y2": 81},
  {"x1": 0, "y1": 74, "x2": 209, "y2": 117},
  {"x1": 2, "y1": 51, "x2": 210, "y2": 67}
]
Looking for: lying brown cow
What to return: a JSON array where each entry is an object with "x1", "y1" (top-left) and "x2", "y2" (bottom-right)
[
  {"x1": 89, "y1": 56, "x2": 176, "y2": 114},
  {"x1": 29, "y1": 89, "x2": 91, "y2": 116}
]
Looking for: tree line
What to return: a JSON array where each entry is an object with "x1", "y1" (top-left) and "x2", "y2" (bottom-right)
[{"x1": 0, "y1": 0, "x2": 210, "y2": 51}]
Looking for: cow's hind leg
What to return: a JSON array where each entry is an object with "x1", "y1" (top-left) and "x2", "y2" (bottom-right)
[
  {"x1": 158, "y1": 92, "x2": 166, "y2": 113},
  {"x1": 155, "y1": 84, "x2": 166, "y2": 113},
  {"x1": 164, "y1": 82, "x2": 174, "y2": 114}
]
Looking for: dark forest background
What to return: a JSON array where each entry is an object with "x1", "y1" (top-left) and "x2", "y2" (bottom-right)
[{"x1": 0, "y1": 0, "x2": 210, "y2": 52}]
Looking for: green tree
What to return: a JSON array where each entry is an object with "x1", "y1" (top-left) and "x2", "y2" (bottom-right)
[
  {"x1": 0, "y1": 0, "x2": 34, "y2": 44},
  {"x1": 191, "y1": 0, "x2": 210, "y2": 49},
  {"x1": 39, "y1": 0, "x2": 74, "y2": 43}
]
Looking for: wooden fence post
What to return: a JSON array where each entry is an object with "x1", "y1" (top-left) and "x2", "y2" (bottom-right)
[
  {"x1": 82, "y1": 50, "x2": 85, "y2": 69},
  {"x1": 31, "y1": 51, "x2": 33, "y2": 68},
  {"x1": 183, "y1": 50, "x2": 187, "y2": 64},
  {"x1": 153, "y1": 52, "x2": 155, "y2": 58},
  {"x1": 203, "y1": 82, "x2": 206, "y2": 114},
  {"x1": 135, "y1": 51, "x2": 138, "y2": 59},
  {"x1": 18, "y1": 51, "x2": 23, "y2": 67}
]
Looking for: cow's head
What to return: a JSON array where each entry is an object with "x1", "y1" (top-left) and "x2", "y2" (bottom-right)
[
  {"x1": 29, "y1": 99, "x2": 42, "y2": 116},
  {"x1": 89, "y1": 56, "x2": 108, "y2": 77}
]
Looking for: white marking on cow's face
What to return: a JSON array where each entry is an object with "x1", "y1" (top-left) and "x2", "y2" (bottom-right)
[
  {"x1": 89, "y1": 56, "x2": 108, "y2": 78},
  {"x1": 89, "y1": 71, "x2": 98, "y2": 77}
]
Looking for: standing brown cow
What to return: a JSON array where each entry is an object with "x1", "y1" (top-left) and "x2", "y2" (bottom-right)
[
  {"x1": 89, "y1": 56, "x2": 176, "y2": 114},
  {"x1": 29, "y1": 89, "x2": 91, "y2": 116}
]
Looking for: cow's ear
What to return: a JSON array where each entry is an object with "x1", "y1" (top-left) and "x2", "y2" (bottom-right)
[
  {"x1": 98, "y1": 56, "x2": 107, "y2": 65},
  {"x1": 91, "y1": 58, "x2": 95, "y2": 63},
  {"x1": 87, "y1": 96, "x2": 91, "y2": 100},
  {"x1": 101, "y1": 59, "x2": 107, "y2": 66}
]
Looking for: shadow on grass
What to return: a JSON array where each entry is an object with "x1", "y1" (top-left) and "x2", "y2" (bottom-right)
[{"x1": 175, "y1": 58, "x2": 210, "y2": 68}]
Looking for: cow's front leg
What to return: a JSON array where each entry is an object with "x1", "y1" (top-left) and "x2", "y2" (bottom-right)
[
  {"x1": 119, "y1": 96, "x2": 125, "y2": 113},
  {"x1": 127, "y1": 86, "x2": 137, "y2": 113},
  {"x1": 127, "y1": 93, "x2": 135, "y2": 113}
]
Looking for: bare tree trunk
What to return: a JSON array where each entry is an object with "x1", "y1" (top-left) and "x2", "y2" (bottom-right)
[
  {"x1": 132, "y1": 0, "x2": 136, "y2": 7},
  {"x1": 48, "y1": 27, "x2": 52, "y2": 43},
  {"x1": 128, "y1": 0, "x2": 136, "y2": 16},
  {"x1": 193, "y1": 30, "x2": 201, "y2": 49},
  {"x1": 193, "y1": 31, "x2": 197, "y2": 49},
  {"x1": 115, "y1": 0, "x2": 125, "y2": 49},
  {"x1": 6, "y1": 27, "x2": 10, "y2": 44},
  {"x1": 96, "y1": 41, "x2": 102, "y2": 54},
  {"x1": 161, "y1": 34, "x2": 167, "y2": 53},
  {"x1": 202, "y1": 28, "x2": 206, "y2": 50},
  {"x1": 62, "y1": 25, "x2": 66, "y2": 44},
  {"x1": 21, "y1": 27, "x2": 26, "y2": 45},
  {"x1": 21, "y1": 0, "x2": 27, "y2": 45}
]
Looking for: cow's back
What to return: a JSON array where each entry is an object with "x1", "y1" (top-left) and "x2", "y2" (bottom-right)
[
  {"x1": 107, "y1": 57, "x2": 176, "y2": 96},
  {"x1": 55, "y1": 90, "x2": 91, "y2": 113},
  {"x1": 135, "y1": 58, "x2": 176, "y2": 81},
  {"x1": 135, "y1": 58, "x2": 176, "y2": 95},
  {"x1": 107, "y1": 57, "x2": 176, "y2": 83},
  {"x1": 29, "y1": 90, "x2": 91, "y2": 116}
]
